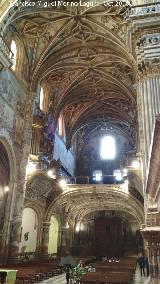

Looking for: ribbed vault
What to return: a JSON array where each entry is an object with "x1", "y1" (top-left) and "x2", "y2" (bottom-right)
[{"x1": 4, "y1": 2, "x2": 138, "y2": 147}]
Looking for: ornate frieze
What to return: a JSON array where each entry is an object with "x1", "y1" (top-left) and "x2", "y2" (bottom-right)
[
  {"x1": 138, "y1": 60, "x2": 160, "y2": 79},
  {"x1": 137, "y1": 34, "x2": 160, "y2": 47},
  {"x1": 26, "y1": 175, "x2": 54, "y2": 204},
  {"x1": 126, "y1": 3, "x2": 160, "y2": 18},
  {"x1": 46, "y1": 184, "x2": 144, "y2": 227},
  {"x1": 146, "y1": 211, "x2": 160, "y2": 227}
]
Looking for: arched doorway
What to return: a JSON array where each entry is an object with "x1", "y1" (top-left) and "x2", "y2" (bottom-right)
[
  {"x1": 19, "y1": 208, "x2": 38, "y2": 253},
  {"x1": 0, "y1": 142, "x2": 10, "y2": 254},
  {"x1": 48, "y1": 215, "x2": 59, "y2": 255}
]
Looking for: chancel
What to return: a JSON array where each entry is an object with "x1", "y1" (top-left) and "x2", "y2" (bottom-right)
[{"x1": 0, "y1": 1, "x2": 160, "y2": 284}]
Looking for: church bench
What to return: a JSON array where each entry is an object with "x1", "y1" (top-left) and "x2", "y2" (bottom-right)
[
  {"x1": 15, "y1": 264, "x2": 62, "y2": 284},
  {"x1": 79, "y1": 272, "x2": 132, "y2": 284}
]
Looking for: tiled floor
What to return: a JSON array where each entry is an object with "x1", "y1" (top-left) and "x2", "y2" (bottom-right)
[{"x1": 132, "y1": 267, "x2": 148, "y2": 284}]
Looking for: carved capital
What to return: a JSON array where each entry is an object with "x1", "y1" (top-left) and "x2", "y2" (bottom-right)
[
  {"x1": 138, "y1": 60, "x2": 160, "y2": 79},
  {"x1": 141, "y1": 227, "x2": 160, "y2": 246},
  {"x1": 42, "y1": 222, "x2": 51, "y2": 233}
]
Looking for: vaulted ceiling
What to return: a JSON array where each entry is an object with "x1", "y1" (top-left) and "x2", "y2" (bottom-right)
[{"x1": 8, "y1": 3, "x2": 138, "y2": 147}]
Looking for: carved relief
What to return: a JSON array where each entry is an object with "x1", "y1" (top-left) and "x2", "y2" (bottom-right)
[
  {"x1": 10, "y1": 221, "x2": 22, "y2": 243},
  {"x1": 26, "y1": 176, "x2": 54, "y2": 204},
  {"x1": 138, "y1": 60, "x2": 160, "y2": 78}
]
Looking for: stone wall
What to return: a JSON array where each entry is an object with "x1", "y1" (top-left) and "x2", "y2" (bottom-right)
[{"x1": 0, "y1": 69, "x2": 33, "y2": 263}]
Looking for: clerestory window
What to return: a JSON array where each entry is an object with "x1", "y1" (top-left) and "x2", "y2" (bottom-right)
[{"x1": 100, "y1": 136, "x2": 116, "y2": 160}]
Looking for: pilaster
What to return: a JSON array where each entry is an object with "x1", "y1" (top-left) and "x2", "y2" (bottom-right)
[
  {"x1": 41, "y1": 222, "x2": 51, "y2": 259},
  {"x1": 58, "y1": 226, "x2": 71, "y2": 256},
  {"x1": 7, "y1": 92, "x2": 35, "y2": 263},
  {"x1": 141, "y1": 228, "x2": 160, "y2": 281}
]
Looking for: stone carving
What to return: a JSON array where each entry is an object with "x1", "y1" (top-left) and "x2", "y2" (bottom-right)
[
  {"x1": 138, "y1": 35, "x2": 160, "y2": 47},
  {"x1": 102, "y1": 16, "x2": 126, "y2": 40},
  {"x1": 78, "y1": 48, "x2": 97, "y2": 60},
  {"x1": 72, "y1": 22, "x2": 92, "y2": 41},
  {"x1": 129, "y1": 4, "x2": 160, "y2": 17},
  {"x1": 24, "y1": 232, "x2": 29, "y2": 241},
  {"x1": 138, "y1": 60, "x2": 160, "y2": 78},
  {"x1": 26, "y1": 176, "x2": 53, "y2": 203},
  {"x1": 46, "y1": 184, "x2": 144, "y2": 226},
  {"x1": 42, "y1": 223, "x2": 50, "y2": 243}
]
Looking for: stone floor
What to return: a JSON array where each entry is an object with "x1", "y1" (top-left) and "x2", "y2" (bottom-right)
[
  {"x1": 39, "y1": 273, "x2": 66, "y2": 284},
  {"x1": 132, "y1": 267, "x2": 148, "y2": 284},
  {"x1": 39, "y1": 267, "x2": 155, "y2": 284}
]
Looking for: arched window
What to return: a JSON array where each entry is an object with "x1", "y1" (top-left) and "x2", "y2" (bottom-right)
[
  {"x1": 100, "y1": 136, "x2": 116, "y2": 160},
  {"x1": 11, "y1": 40, "x2": 17, "y2": 70},
  {"x1": 58, "y1": 114, "x2": 65, "y2": 138},
  {"x1": 39, "y1": 85, "x2": 49, "y2": 113},
  {"x1": 39, "y1": 87, "x2": 44, "y2": 111}
]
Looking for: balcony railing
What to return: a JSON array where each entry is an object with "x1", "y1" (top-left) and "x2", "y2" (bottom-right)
[
  {"x1": 63, "y1": 175, "x2": 126, "y2": 185},
  {"x1": 62, "y1": 176, "x2": 144, "y2": 205}
]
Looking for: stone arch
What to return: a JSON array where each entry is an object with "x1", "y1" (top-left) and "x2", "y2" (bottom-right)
[
  {"x1": 46, "y1": 187, "x2": 144, "y2": 228},
  {"x1": 0, "y1": 130, "x2": 17, "y2": 263},
  {"x1": 0, "y1": 130, "x2": 16, "y2": 182},
  {"x1": 23, "y1": 201, "x2": 44, "y2": 255}
]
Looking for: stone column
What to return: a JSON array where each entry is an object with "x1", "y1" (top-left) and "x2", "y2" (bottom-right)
[
  {"x1": 7, "y1": 93, "x2": 35, "y2": 263},
  {"x1": 58, "y1": 226, "x2": 70, "y2": 256},
  {"x1": 137, "y1": 67, "x2": 160, "y2": 178},
  {"x1": 41, "y1": 222, "x2": 51, "y2": 259},
  {"x1": 141, "y1": 229, "x2": 160, "y2": 281},
  {"x1": 35, "y1": 224, "x2": 43, "y2": 260},
  {"x1": 135, "y1": 29, "x2": 160, "y2": 179}
]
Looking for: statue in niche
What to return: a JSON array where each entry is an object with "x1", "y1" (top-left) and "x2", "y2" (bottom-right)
[{"x1": 24, "y1": 232, "x2": 29, "y2": 241}]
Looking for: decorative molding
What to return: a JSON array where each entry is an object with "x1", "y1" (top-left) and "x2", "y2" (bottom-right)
[
  {"x1": 138, "y1": 60, "x2": 160, "y2": 79},
  {"x1": 126, "y1": 3, "x2": 160, "y2": 18},
  {"x1": 46, "y1": 185, "x2": 144, "y2": 225}
]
